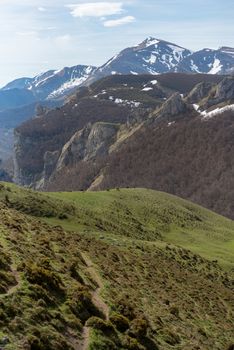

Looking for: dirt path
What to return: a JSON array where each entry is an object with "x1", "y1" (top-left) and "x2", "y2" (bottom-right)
[
  {"x1": 74, "y1": 252, "x2": 109, "y2": 350},
  {"x1": 81, "y1": 253, "x2": 109, "y2": 321},
  {"x1": 67, "y1": 326, "x2": 90, "y2": 350}
]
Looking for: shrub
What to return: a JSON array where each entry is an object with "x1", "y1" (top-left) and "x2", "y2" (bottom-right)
[
  {"x1": 86, "y1": 317, "x2": 115, "y2": 333},
  {"x1": 25, "y1": 261, "x2": 65, "y2": 298},
  {"x1": 121, "y1": 335, "x2": 145, "y2": 350},
  {"x1": 67, "y1": 290, "x2": 102, "y2": 321},
  {"x1": 109, "y1": 312, "x2": 129, "y2": 332},
  {"x1": 129, "y1": 317, "x2": 148, "y2": 338}
]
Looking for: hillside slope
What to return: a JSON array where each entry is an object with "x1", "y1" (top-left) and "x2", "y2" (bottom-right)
[
  {"x1": 13, "y1": 73, "x2": 222, "y2": 189},
  {"x1": 0, "y1": 183, "x2": 233, "y2": 349},
  {"x1": 21, "y1": 74, "x2": 234, "y2": 220}
]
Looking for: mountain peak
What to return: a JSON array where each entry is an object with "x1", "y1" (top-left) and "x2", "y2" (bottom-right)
[
  {"x1": 141, "y1": 36, "x2": 161, "y2": 47},
  {"x1": 137, "y1": 37, "x2": 189, "y2": 51}
]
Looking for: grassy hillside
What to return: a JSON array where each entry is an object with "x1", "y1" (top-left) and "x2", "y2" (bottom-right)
[
  {"x1": 0, "y1": 182, "x2": 233, "y2": 349},
  {"x1": 45, "y1": 188, "x2": 234, "y2": 270}
]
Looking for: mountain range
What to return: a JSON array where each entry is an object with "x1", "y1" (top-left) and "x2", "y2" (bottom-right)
[
  {"x1": 2, "y1": 37, "x2": 234, "y2": 104},
  {"x1": 0, "y1": 37, "x2": 233, "y2": 160},
  {"x1": 1, "y1": 36, "x2": 234, "y2": 221},
  {"x1": 1, "y1": 37, "x2": 234, "y2": 350},
  {"x1": 12, "y1": 71, "x2": 234, "y2": 220}
]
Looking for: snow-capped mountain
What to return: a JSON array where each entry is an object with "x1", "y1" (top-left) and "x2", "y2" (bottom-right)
[
  {"x1": 103, "y1": 37, "x2": 192, "y2": 73},
  {"x1": 176, "y1": 47, "x2": 234, "y2": 74},
  {"x1": 2, "y1": 65, "x2": 96, "y2": 100},
  {"x1": 2, "y1": 37, "x2": 234, "y2": 103},
  {"x1": 84, "y1": 37, "x2": 234, "y2": 86},
  {"x1": 85, "y1": 37, "x2": 193, "y2": 84},
  {"x1": 1, "y1": 36, "x2": 234, "y2": 123}
]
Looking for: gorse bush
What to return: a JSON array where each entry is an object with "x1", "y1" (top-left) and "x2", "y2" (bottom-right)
[{"x1": 25, "y1": 261, "x2": 64, "y2": 294}]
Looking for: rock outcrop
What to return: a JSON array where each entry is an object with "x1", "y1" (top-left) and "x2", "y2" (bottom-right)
[
  {"x1": 203, "y1": 76, "x2": 234, "y2": 108},
  {"x1": 185, "y1": 82, "x2": 213, "y2": 104},
  {"x1": 153, "y1": 93, "x2": 193, "y2": 122},
  {"x1": 214, "y1": 76, "x2": 234, "y2": 101},
  {"x1": 13, "y1": 121, "x2": 120, "y2": 189},
  {"x1": 56, "y1": 122, "x2": 119, "y2": 172}
]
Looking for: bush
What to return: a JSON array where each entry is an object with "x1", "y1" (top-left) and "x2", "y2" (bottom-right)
[
  {"x1": 86, "y1": 317, "x2": 115, "y2": 333},
  {"x1": 67, "y1": 288, "x2": 103, "y2": 321},
  {"x1": 109, "y1": 312, "x2": 129, "y2": 332},
  {"x1": 25, "y1": 261, "x2": 64, "y2": 294},
  {"x1": 129, "y1": 317, "x2": 148, "y2": 338},
  {"x1": 121, "y1": 335, "x2": 145, "y2": 350}
]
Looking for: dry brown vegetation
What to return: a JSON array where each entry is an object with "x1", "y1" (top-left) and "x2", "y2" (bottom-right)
[{"x1": 13, "y1": 73, "x2": 234, "y2": 220}]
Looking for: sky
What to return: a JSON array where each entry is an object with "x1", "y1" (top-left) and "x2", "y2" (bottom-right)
[{"x1": 0, "y1": 0, "x2": 234, "y2": 87}]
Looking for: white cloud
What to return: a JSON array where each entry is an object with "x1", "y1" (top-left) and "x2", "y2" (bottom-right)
[
  {"x1": 67, "y1": 2, "x2": 123, "y2": 18},
  {"x1": 38, "y1": 7, "x2": 47, "y2": 12},
  {"x1": 16, "y1": 31, "x2": 38, "y2": 36},
  {"x1": 103, "y1": 15, "x2": 135, "y2": 27}
]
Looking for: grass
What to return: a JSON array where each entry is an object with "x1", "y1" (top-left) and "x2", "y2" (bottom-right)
[
  {"x1": 46, "y1": 188, "x2": 234, "y2": 270},
  {"x1": 0, "y1": 182, "x2": 233, "y2": 349}
]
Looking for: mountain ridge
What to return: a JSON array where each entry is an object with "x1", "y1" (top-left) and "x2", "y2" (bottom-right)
[
  {"x1": 12, "y1": 73, "x2": 234, "y2": 221},
  {"x1": 0, "y1": 37, "x2": 233, "y2": 161}
]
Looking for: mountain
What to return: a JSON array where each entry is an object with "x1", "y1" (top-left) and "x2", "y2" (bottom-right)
[
  {"x1": 13, "y1": 73, "x2": 222, "y2": 188},
  {"x1": 0, "y1": 182, "x2": 233, "y2": 349},
  {"x1": 2, "y1": 65, "x2": 96, "y2": 101},
  {"x1": 0, "y1": 65, "x2": 96, "y2": 160},
  {"x1": 0, "y1": 88, "x2": 36, "y2": 111},
  {"x1": 176, "y1": 47, "x2": 234, "y2": 74},
  {"x1": 14, "y1": 73, "x2": 234, "y2": 221},
  {"x1": 1, "y1": 37, "x2": 234, "y2": 162},
  {"x1": 84, "y1": 37, "x2": 234, "y2": 86},
  {"x1": 85, "y1": 37, "x2": 192, "y2": 84},
  {"x1": 2, "y1": 38, "x2": 234, "y2": 103}
]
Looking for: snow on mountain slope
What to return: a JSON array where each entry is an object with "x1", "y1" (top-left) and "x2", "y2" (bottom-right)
[
  {"x1": 2, "y1": 37, "x2": 234, "y2": 104},
  {"x1": 201, "y1": 104, "x2": 234, "y2": 119},
  {"x1": 85, "y1": 37, "x2": 192, "y2": 84},
  {"x1": 176, "y1": 48, "x2": 234, "y2": 74},
  {"x1": 84, "y1": 38, "x2": 234, "y2": 86},
  {"x1": 2, "y1": 65, "x2": 96, "y2": 100}
]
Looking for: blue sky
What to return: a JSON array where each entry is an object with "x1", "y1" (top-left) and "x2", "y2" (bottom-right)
[{"x1": 0, "y1": 0, "x2": 234, "y2": 86}]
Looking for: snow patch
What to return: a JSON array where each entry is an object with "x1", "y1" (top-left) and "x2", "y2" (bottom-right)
[
  {"x1": 193, "y1": 104, "x2": 200, "y2": 111},
  {"x1": 114, "y1": 98, "x2": 140, "y2": 108},
  {"x1": 208, "y1": 58, "x2": 223, "y2": 74},
  {"x1": 168, "y1": 121, "x2": 175, "y2": 127},
  {"x1": 190, "y1": 60, "x2": 200, "y2": 73},
  {"x1": 201, "y1": 104, "x2": 234, "y2": 119},
  {"x1": 144, "y1": 37, "x2": 160, "y2": 47},
  {"x1": 143, "y1": 54, "x2": 157, "y2": 65},
  {"x1": 142, "y1": 87, "x2": 153, "y2": 91},
  {"x1": 48, "y1": 76, "x2": 88, "y2": 98}
]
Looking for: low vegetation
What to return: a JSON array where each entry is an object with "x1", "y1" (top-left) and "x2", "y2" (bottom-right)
[{"x1": 0, "y1": 182, "x2": 233, "y2": 349}]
